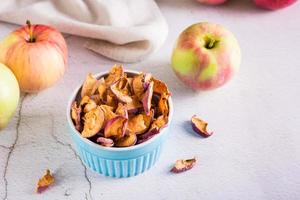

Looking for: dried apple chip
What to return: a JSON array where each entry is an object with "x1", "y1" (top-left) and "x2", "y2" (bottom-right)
[
  {"x1": 132, "y1": 73, "x2": 145, "y2": 98},
  {"x1": 137, "y1": 127, "x2": 160, "y2": 144},
  {"x1": 104, "y1": 116, "x2": 128, "y2": 138},
  {"x1": 36, "y1": 169, "x2": 55, "y2": 193},
  {"x1": 97, "y1": 137, "x2": 114, "y2": 147},
  {"x1": 170, "y1": 158, "x2": 196, "y2": 173},
  {"x1": 151, "y1": 115, "x2": 168, "y2": 130},
  {"x1": 115, "y1": 103, "x2": 128, "y2": 118},
  {"x1": 142, "y1": 81, "x2": 154, "y2": 115},
  {"x1": 100, "y1": 105, "x2": 117, "y2": 123},
  {"x1": 81, "y1": 73, "x2": 97, "y2": 98},
  {"x1": 158, "y1": 93, "x2": 169, "y2": 116},
  {"x1": 191, "y1": 115, "x2": 213, "y2": 137},
  {"x1": 126, "y1": 96, "x2": 142, "y2": 114},
  {"x1": 110, "y1": 81, "x2": 133, "y2": 103},
  {"x1": 105, "y1": 64, "x2": 124, "y2": 86},
  {"x1": 127, "y1": 114, "x2": 147, "y2": 135},
  {"x1": 81, "y1": 107, "x2": 104, "y2": 138},
  {"x1": 71, "y1": 101, "x2": 82, "y2": 131},
  {"x1": 115, "y1": 133, "x2": 137, "y2": 147},
  {"x1": 152, "y1": 77, "x2": 170, "y2": 96},
  {"x1": 80, "y1": 96, "x2": 97, "y2": 113}
]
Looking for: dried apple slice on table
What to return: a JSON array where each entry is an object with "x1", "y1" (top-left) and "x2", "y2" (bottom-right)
[
  {"x1": 36, "y1": 169, "x2": 55, "y2": 193},
  {"x1": 191, "y1": 115, "x2": 213, "y2": 137},
  {"x1": 81, "y1": 107, "x2": 104, "y2": 138},
  {"x1": 170, "y1": 158, "x2": 196, "y2": 173}
]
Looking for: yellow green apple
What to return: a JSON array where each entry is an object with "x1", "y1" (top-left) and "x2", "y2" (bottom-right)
[
  {"x1": 0, "y1": 63, "x2": 20, "y2": 130},
  {"x1": 171, "y1": 22, "x2": 241, "y2": 90}
]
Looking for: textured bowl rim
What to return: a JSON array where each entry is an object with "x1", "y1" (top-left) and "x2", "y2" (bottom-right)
[{"x1": 66, "y1": 69, "x2": 174, "y2": 152}]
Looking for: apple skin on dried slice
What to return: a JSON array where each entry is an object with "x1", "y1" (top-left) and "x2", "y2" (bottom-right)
[
  {"x1": 96, "y1": 137, "x2": 114, "y2": 147},
  {"x1": 81, "y1": 107, "x2": 105, "y2": 138},
  {"x1": 141, "y1": 81, "x2": 154, "y2": 115},
  {"x1": 104, "y1": 116, "x2": 128, "y2": 138},
  {"x1": 115, "y1": 133, "x2": 137, "y2": 147},
  {"x1": 191, "y1": 115, "x2": 213, "y2": 137},
  {"x1": 110, "y1": 81, "x2": 133, "y2": 103},
  {"x1": 115, "y1": 103, "x2": 128, "y2": 118},
  {"x1": 137, "y1": 127, "x2": 160, "y2": 144},
  {"x1": 170, "y1": 158, "x2": 196, "y2": 173}
]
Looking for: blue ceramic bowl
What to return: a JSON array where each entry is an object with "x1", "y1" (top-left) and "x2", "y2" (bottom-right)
[{"x1": 67, "y1": 70, "x2": 173, "y2": 178}]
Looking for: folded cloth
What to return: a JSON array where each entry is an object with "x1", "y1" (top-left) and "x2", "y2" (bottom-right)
[{"x1": 0, "y1": 0, "x2": 168, "y2": 63}]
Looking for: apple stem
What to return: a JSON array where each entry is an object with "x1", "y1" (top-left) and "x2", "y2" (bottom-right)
[
  {"x1": 26, "y1": 20, "x2": 35, "y2": 43},
  {"x1": 208, "y1": 38, "x2": 215, "y2": 49}
]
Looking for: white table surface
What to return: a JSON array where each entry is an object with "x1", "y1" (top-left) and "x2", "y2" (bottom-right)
[{"x1": 1, "y1": 0, "x2": 300, "y2": 200}]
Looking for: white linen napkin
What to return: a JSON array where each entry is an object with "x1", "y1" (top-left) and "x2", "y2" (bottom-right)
[{"x1": 0, "y1": 0, "x2": 168, "y2": 63}]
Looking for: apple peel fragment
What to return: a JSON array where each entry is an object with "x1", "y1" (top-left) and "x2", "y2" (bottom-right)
[
  {"x1": 142, "y1": 81, "x2": 154, "y2": 115},
  {"x1": 170, "y1": 158, "x2": 196, "y2": 173},
  {"x1": 36, "y1": 169, "x2": 55, "y2": 193},
  {"x1": 97, "y1": 137, "x2": 114, "y2": 147},
  {"x1": 191, "y1": 115, "x2": 213, "y2": 137}
]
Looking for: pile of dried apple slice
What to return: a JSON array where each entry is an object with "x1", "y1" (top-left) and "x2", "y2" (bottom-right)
[{"x1": 71, "y1": 65, "x2": 171, "y2": 147}]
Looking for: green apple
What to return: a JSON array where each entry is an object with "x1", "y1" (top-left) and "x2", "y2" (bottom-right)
[{"x1": 0, "y1": 63, "x2": 20, "y2": 129}]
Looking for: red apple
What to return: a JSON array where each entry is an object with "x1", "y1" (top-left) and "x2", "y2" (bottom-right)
[
  {"x1": 0, "y1": 21, "x2": 68, "y2": 93},
  {"x1": 197, "y1": 0, "x2": 228, "y2": 5},
  {"x1": 253, "y1": 0, "x2": 297, "y2": 10},
  {"x1": 171, "y1": 22, "x2": 241, "y2": 91}
]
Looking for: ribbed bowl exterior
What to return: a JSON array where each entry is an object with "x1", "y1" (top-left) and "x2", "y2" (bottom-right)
[
  {"x1": 69, "y1": 126, "x2": 169, "y2": 178},
  {"x1": 67, "y1": 70, "x2": 173, "y2": 178}
]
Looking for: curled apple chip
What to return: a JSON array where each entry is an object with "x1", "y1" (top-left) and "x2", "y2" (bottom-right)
[
  {"x1": 152, "y1": 77, "x2": 170, "y2": 96},
  {"x1": 158, "y1": 93, "x2": 169, "y2": 116},
  {"x1": 126, "y1": 96, "x2": 142, "y2": 114},
  {"x1": 97, "y1": 78, "x2": 107, "y2": 101},
  {"x1": 151, "y1": 115, "x2": 168, "y2": 130},
  {"x1": 170, "y1": 158, "x2": 196, "y2": 173},
  {"x1": 82, "y1": 107, "x2": 104, "y2": 138},
  {"x1": 142, "y1": 81, "x2": 154, "y2": 115},
  {"x1": 104, "y1": 116, "x2": 128, "y2": 138},
  {"x1": 36, "y1": 169, "x2": 55, "y2": 193},
  {"x1": 115, "y1": 133, "x2": 137, "y2": 147},
  {"x1": 115, "y1": 103, "x2": 128, "y2": 118},
  {"x1": 110, "y1": 81, "x2": 133, "y2": 103},
  {"x1": 191, "y1": 115, "x2": 213, "y2": 137},
  {"x1": 71, "y1": 101, "x2": 82, "y2": 131},
  {"x1": 80, "y1": 96, "x2": 97, "y2": 113},
  {"x1": 100, "y1": 105, "x2": 117, "y2": 123},
  {"x1": 127, "y1": 114, "x2": 147, "y2": 135},
  {"x1": 97, "y1": 137, "x2": 114, "y2": 147},
  {"x1": 81, "y1": 73, "x2": 97, "y2": 98},
  {"x1": 105, "y1": 64, "x2": 124, "y2": 86}
]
